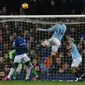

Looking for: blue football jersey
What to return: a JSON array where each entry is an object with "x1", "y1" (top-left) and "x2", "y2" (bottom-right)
[
  {"x1": 13, "y1": 37, "x2": 26, "y2": 55},
  {"x1": 39, "y1": 23, "x2": 67, "y2": 41},
  {"x1": 69, "y1": 43, "x2": 81, "y2": 59}
]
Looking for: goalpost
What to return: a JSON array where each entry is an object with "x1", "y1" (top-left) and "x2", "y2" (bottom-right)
[{"x1": 0, "y1": 15, "x2": 85, "y2": 81}]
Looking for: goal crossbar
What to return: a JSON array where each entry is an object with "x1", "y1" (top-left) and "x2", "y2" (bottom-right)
[{"x1": 0, "y1": 15, "x2": 85, "y2": 18}]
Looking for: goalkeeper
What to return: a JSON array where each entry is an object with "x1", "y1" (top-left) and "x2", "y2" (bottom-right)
[{"x1": 9, "y1": 50, "x2": 38, "y2": 80}]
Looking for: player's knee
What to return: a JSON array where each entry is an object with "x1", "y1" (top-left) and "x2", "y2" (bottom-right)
[
  {"x1": 71, "y1": 67, "x2": 77, "y2": 73},
  {"x1": 16, "y1": 64, "x2": 22, "y2": 73},
  {"x1": 25, "y1": 61, "x2": 31, "y2": 67},
  {"x1": 41, "y1": 42, "x2": 46, "y2": 47},
  {"x1": 51, "y1": 51, "x2": 56, "y2": 56},
  {"x1": 12, "y1": 63, "x2": 19, "y2": 70}
]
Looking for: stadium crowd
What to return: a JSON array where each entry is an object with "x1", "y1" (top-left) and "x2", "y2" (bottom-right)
[
  {"x1": 0, "y1": 0, "x2": 85, "y2": 15},
  {"x1": 0, "y1": 18, "x2": 85, "y2": 80}
]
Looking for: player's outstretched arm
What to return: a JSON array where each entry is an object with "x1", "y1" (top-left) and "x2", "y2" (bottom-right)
[
  {"x1": 37, "y1": 28, "x2": 48, "y2": 32},
  {"x1": 36, "y1": 25, "x2": 56, "y2": 32}
]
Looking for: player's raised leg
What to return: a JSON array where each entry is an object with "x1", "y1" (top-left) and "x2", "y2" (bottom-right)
[{"x1": 34, "y1": 18, "x2": 67, "y2": 68}]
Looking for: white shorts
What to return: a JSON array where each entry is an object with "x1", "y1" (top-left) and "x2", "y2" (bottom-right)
[
  {"x1": 44, "y1": 37, "x2": 61, "y2": 53},
  {"x1": 16, "y1": 63, "x2": 22, "y2": 73},
  {"x1": 14, "y1": 53, "x2": 30, "y2": 63},
  {"x1": 71, "y1": 57, "x2": 82, "y2": 68}
]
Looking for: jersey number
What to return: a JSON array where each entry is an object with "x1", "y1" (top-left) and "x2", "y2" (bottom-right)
[{"x1": 59, "y1": 29, "x2": 64, "y2": 35}]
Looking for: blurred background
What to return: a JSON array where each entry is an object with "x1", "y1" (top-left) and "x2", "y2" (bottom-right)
[
  {"x1": 0, "y1": 17, "x2": 85, "y2": 80},
  {"x1": 0, "y1": 0, "x2": 85, "y2": 15}
]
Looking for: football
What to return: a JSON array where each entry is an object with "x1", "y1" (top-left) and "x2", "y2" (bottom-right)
[{"x1": 22, "y1": 3, "x2": 29, "y2": 9}]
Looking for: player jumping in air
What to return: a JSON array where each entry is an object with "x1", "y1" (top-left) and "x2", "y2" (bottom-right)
[
  {"x1": 64, "y1": 36, "x2": 85, "y2": 82},
  {"x1": 2, "y1": 30, "x2": 31, "y2": 81},
  {"x1": 36, "y1": 18, "x2": 67, "y2": 68}
]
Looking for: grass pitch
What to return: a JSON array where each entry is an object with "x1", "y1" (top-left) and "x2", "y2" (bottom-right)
[{"x1": 0, "y1": 80, "x2": 85, "y2": 85}]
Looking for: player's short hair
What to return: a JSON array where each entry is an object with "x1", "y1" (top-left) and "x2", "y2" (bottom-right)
[
  {"x1": 65, "y1": 36, "x2": 75, "y2": 42},
  {"x1": 17, "y1": 29, "x2": 24, "y2": 37}
]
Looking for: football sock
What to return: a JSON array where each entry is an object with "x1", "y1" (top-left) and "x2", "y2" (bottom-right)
[
  {"x1": 25, "y1": 66, "x2": 31, "y2": 80},
  {"x1": 32, "y1": 68, "x2": 38, "y2": 78},
  {"x1": 74, "y1": 71, "x2": 81, "y2": 78},
  {"x1": 8, "y1": 68, "x2": 15, "y2": 78},
  {"x1": 51, "y1": 55, "x2": 56, "y2": 67}
]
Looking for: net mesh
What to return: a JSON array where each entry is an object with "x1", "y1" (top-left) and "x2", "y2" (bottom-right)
[{"x1": 0, "y1": 16, "x2": 85, "y2": 81}]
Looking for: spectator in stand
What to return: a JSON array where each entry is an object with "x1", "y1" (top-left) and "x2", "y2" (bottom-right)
[
  {"x1": 40, "y1": 55, "x2": 52, "y2": 74},
  {"x1": 0, "y1": 57, "x2": 5, "y2": 80},
  {"x1": 80, "y1": 32, "x2": 85, "y2": 44},
  {"x1": 68, "y1": 28, "x2": 78, "y2": 42},
  {"x1": 40, "y1": 54, "x2": 67, "y2": 74},
  {"x1": 0, "y1": 10, "x2": 3, "y2": 15},
  {"x1": 48, "y1": 0, "x2": 57, "y2": 15},
  {"x1": 31, "y1": 56, "x2": 40, "y2": 80},
  {"x1": 59, "y1": 0, "x2": 71, "y2": 14},
  {"x1": 0, "y1": 0, "x2": 85, "y2": 15},
  {"x1": 3, "y1": 53, "x2": 10, "y2": 77},
  {"x1": 71, "y1": 0, "x2": 83, "y2": 14},
  {"x1": 4, "y1": 53, "x2": 10, "y2": 65},
  {"x1": 82, "y1": 0, "x2": 85, "y2": 14},
  {"x1": 77, "y1": 43, "x2": 83, "y2": 53},
  {"x1": 82, "y1": 39, "x2": 85, "y2": 54},
  {"x1": 2, "y1": 6, "x2": 9, "y2": 15},
  {"x1": 0, "y1": 30, "x2": 3, "y2": 50}
]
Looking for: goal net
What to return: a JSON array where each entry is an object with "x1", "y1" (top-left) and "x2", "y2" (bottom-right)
[{"x1": 0, "y1": 15, "x2": 85, "y2": 81}]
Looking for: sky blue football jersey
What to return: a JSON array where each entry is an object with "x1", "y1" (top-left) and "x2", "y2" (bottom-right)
[
  {"x1": 39, "y1": 23, "x2": 67, "y2": 41},
  {"x1": 69, "y1": 43, "x2": 81, "y2": 59}
]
